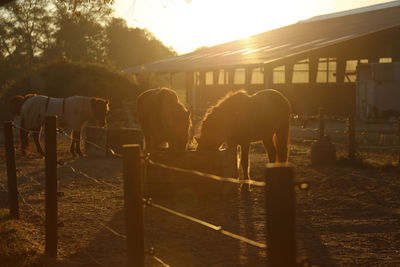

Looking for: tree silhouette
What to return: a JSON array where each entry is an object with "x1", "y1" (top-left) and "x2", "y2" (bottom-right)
[{"x1": 106, "y1": 18, "x2": 176, "y2": 69}]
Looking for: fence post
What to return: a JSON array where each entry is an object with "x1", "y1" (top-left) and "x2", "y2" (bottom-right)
[
  {"x1": 319, "y1": 107, "x2": 326, "y2": 140},
  {"x1": 3, "y1": 121, "x2": 19, "y2": 219},
  {"x1": 398, "y1": 117, "x2": 400, "y2": 166},
  {"x1": 44, "y1": 116, "x2": 58, "y2": 258},
  {"x1": 265, "y1": 163, "x2": 296, "y2": 267},
  {"x1": 347, "y1": 115, "x2": 356, "y2": 161},
  {"x1": 123, "y1": 144, "x2": 144, "y2": 267}
]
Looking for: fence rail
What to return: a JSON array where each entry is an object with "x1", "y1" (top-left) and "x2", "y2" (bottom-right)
[
  {"x1": 3, "y1": 116, "x2": 300, "y2": 266},
  {"x1": 298, "y1": 112, "x2": 400, "y2": 164}
]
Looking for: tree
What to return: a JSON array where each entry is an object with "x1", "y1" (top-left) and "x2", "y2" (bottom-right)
[
  {"x1": 47, "y1": 0, "x2": 113, "y2": 62},
  {"x1": 0, "y1": 0, "x2": 53, "y2": 63},
  {"x1": 0, "y1": 0, "x2": 179, "y2": 90},
  {"x1": 0, "y1": 0, "x2": 53, "y2": 82},
  {"x1": 106, "y1": 18, "x2": 176, "y2": 69}
]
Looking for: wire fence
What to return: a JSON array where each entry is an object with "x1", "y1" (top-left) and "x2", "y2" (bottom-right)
[
  {"x1": 292, "y1": 112, "x2": 400, "y2": 164},
  {"x1": 2, "y1": 119, "x2": 171, "y2": 266},
  {"x1": 57, "y1": 128, "x2": 123, "y2": 158},
  {"x1": 3, "y1": 116, "x2": 301, "y2": 266},
  {"x1": 147, "y1": 158, "x2": 266, "y2": 187},
  {"x1": 143, "y1": 197, "x2": 266, "y2": 249},
  {"x1": 63, "y1": 132, "x2": 281, "y2": 264}
]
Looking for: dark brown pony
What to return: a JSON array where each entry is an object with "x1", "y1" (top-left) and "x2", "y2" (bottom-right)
[
  {"x1": 9, "y1": 94, "x2": 37, "y2": 153},
  {"x1": 197, "y1": 89, "x2": 291, "y2": 180},
  {"x1": 9, "y1": 94, "x2": 37, "y2": 115},
  {"x1": 137, "y1": 88, "x2": 192, "y2": 151}
]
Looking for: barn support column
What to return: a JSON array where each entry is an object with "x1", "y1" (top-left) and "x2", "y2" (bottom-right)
[
  {"x1": 228, "y1": 69, "x2": 235, "y2": 89},
  {"x1": 199, "y1": 71, "x2": 206, "y2": 107},
  {"x1": 309, "y1": 57, "x2": 318, "y2": 83},
  {"x1": 245, "y1": 67, "x2": 252, "y2": 91},
  {"x1": 368, "y1": 57, "x2": 379, "y2": 63},
  {"x1": 392, "y1": 36, "x2": 400, "y2": 62},
  {"x1": 213, "y1": 70, "x2": 220, "y2": 85},
  {"x1": 213, "y1": 69, "x2": 221, "y2": 102},
  {"x1": 223, "y1": 69, "x2": 228, "y2": 93},
  {"x1": 264, "y1": 65, "x2": 273, "y2": 89},
  {"x1": 168, "y1": 72, "x2": 172, "y2": 88},
  {"x1": 186, "y1": 71, "x2": 194, "y2": 110},
  {"x1": 336, "y1": 58, "x2": 346, "y2": 83},
  {"x1": 285, "y1": 63, "x2": 294, "y2": 84}
]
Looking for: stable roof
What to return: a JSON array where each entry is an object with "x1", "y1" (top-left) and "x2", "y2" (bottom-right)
[{"x1": 126, "y1": 1, "x2": 400, "y2": 74}]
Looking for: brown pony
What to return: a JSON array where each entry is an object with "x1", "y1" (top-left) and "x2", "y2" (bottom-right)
[
  {"x1": 197, "y1": 89, "x2": 291, "y2": 180},
  {"x1": 137, "y1": 88, "x2": 192, "y2": 151}
]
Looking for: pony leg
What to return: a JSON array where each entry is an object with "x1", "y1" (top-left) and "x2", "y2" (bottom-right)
[
  {"x1": 74, "y1": 131, "x2": 83, "y2": 156},
  {"x1": 143, "y1": 136, "x2": 149, "y2": 151},
  {"x1": 70, "y1": 131, "x2": 76, "y2": 157},
  {"x1": 263, "y1": 135, "x2": 277, "y2": 163},
  {"x1": 275, "y1": 125, "x2": 290, "y2": 162},
  {"x1": 32, "y1": 130, "x2": 44, "y2": 156},
  {"x1": 240, "y1": 142, "x2": 250, "y2": 180},
  {"x1": 168, "y1": 138, "x2": 177, "y2": 151}
]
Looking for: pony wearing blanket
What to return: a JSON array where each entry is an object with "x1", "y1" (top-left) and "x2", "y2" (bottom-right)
[
  {"x1": 137, "y1": 88, "x2": 192, "y2": 151},
  {"x1": 10, "y1": 94, "x2": 109, "y2": 156},
  {"x1": 196, "y1": 89, "x2": 291, "y2": 180}
]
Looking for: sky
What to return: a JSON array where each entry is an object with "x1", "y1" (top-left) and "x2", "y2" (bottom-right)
[{"x1": 114, "y1": 0, "x2": 395, "y2": 55}]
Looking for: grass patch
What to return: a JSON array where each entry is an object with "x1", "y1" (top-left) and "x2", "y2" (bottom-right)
[{"x1": 0, "y1": 209, "x2": 41, "y2": 267}]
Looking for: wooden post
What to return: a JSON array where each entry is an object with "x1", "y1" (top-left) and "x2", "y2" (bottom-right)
[
  {"x1": 265, "y1": 163, "x2": 296, "y2": 267},
  {"x1": 347, "y1": 115, "x2": 356, "y2": 161},
  {"x1": 45, "y1": 116, "x2": 58, "y2": 258},
  {"x1": 398, "y1": 117, "x2": 400, "y2": 166},
  {"x1": 319, "y1": 107, "x2": 326, "y2": 140},
  {"x1": 123, "y1": 144, "x2": 144, "y2": 267},
  {"x1": 3, "y1": 121, "x2": 19, "y2": 219}
]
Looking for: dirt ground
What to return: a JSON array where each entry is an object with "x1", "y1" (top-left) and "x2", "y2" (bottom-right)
[{"x1": 1, "y1": 125, "x2": 400, "y2": 267}]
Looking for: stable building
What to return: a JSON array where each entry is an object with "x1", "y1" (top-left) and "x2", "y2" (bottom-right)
[{"x1": 126, "y1": 1, "x2": 400, "y2": 116}]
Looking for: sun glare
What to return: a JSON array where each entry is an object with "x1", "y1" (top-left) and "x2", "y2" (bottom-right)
[
  {"x1": 182, "y1": 1, "x2": 307, "y2": 51},
  {"x1": 115, "y1": 0, "x2": 393, "y2": 54}
]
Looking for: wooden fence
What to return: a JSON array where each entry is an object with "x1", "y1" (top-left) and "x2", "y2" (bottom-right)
[
  {"x1": 305, "y1": 110, "x2": 400, "y2": 165},
  {"x1": 2, "y1": 115, "x2": 301, "y2": 266}
]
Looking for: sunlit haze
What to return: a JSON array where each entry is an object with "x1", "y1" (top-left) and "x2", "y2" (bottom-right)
[{"x1": 115, "y1": 0, "x2": 394, "y2": 54}]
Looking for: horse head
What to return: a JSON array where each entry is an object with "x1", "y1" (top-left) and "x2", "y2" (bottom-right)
[
  {"x1": 91, "y1": 98, "x2": 109, "y2": 127},
  {"x1": 9, "y1": 94, "x2": 37, "y2": 116}
]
